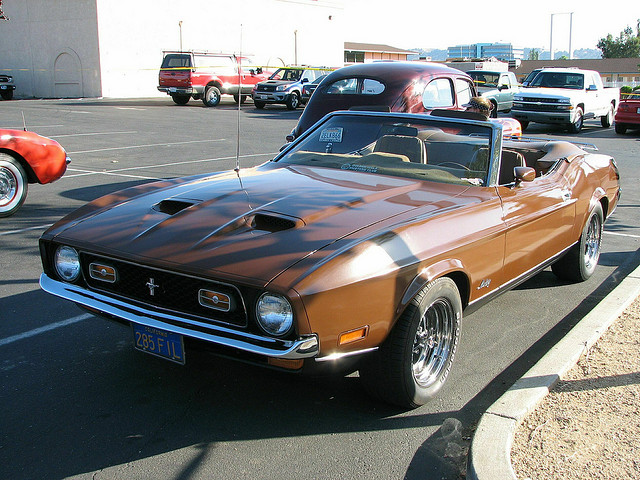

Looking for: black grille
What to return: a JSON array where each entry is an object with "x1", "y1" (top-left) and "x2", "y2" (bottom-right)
[
  {"x1": 520, "y1": 97, "x2": 563, "y2": 103},
  {"x1": 256, "y1": 84, "x2": 276, "y2": 92},
  {"x1": 81, "y1": 253, "x2": 248, "y2": 327},
  {"x1": 516, "y1": 103, "x2": 564, "y2": 112}
]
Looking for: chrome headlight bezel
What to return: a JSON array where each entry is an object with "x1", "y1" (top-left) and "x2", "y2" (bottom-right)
[
  {"x1": 54, "y1": 245, "x2": 81, "y2": 282},
  {"x1": 255, "y1": 292, "x2": 294, "y2": 337}
]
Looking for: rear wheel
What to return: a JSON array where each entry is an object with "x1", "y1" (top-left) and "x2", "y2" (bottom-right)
[
  {"x1": 170, "y1": 94, "x2": 190, "y2": 105},
  {"x1": 359, "y1": 277, "x2": 462, "y2": 408},
  {"x1": 0, "y1": 154, "x2": 28, "y2": 217},
  {"x1": 567, "y1": 107, "x2": 583, "y2": 133},
  {"x1": 600, "y1": 104, "x2": 613, "y2": 128},
  {"x1": 552, "y1": 203, "x2": 603, "y2": 282},
  {"x1": 519, "y1": 120, "x2": 529, "y2": 131},
  {"x1": 490, "y1": 101, "x2": 498, "y2": 118},
  {"x1": 202, "y1": 86, "x2": 221, "y2": 107},
  {"x1": 614, "y1": 123, "x2": 627, "y2": 134}
]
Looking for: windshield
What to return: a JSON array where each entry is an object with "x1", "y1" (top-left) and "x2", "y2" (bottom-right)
[
  {"x1": 530, "y1": 72, "x2": 584, "y2": 89},
  {"x1": 277, "y1": 114, "x2": 493, "y2": 186},
  {"x1": 270, "y1": 68, "x2": 303, "y2": 81},
  {"x1": 468, "y1": 72, "x2": 500, "y2": 88}
]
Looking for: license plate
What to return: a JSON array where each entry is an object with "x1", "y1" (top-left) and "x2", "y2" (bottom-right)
[
  {"x1": 168, "y1": 87, "x2": 177, "y2": 93},
  {"x1": 133, "y1": 324, "x2": 185, "y2": 364}
]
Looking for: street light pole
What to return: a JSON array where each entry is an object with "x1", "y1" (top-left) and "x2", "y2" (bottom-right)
[{"x1": 179, "y1": 21, "x2": 183, "y2": 51}]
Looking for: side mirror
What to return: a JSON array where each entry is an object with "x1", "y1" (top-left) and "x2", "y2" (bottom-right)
[
  {"x1": 514, "y1": 166, "x2": 536, "y2": 186},
  {"x1": 587, "y1": 85, "x2": 597, "y2": 91},
  {"x1": 249, "y1": 69, "x2": 256, "y2": 75},
  {"x1": 256, "y1": 67, "x2": 263, "y2": 74}
]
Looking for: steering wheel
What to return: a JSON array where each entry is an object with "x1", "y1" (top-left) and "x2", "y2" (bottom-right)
[{"x1": 437, "y1": 161, "x2": 472, "y2": 172}]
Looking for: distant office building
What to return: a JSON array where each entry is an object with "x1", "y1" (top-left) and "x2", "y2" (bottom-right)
[{"x1": 447, "y1": 43, "x2": 524, "y2": 62}]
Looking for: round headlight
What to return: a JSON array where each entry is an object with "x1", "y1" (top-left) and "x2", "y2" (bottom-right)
[
  {"x1": 54, "y1": 246, "x2": 81, "y2": 282},
  {"x1": 256, "y1": 293, "x2": 293, "y2": 336}
]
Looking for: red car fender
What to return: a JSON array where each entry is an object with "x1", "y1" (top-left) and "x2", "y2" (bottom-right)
[{"x1": 0, "y1": 129, "x2": 68, "y2": 184}]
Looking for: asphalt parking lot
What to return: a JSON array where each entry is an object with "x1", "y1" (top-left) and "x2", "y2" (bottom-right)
[{"x1": 1, "y1": 97, "x2": 639, "y2": 480}]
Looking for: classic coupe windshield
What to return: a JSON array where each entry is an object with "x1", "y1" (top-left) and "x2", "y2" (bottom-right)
[{"x1": 277, "y1": 114, "x2": 493, "y2": 186}]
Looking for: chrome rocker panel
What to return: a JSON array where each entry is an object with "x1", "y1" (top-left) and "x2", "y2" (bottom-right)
[{"x1": 40, "y1": 273, "x2": 319, "y2": 360}]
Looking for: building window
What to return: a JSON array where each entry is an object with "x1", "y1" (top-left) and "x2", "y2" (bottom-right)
[{"x1": 344, "y1": 51, "x2": 365, "y2": 63}]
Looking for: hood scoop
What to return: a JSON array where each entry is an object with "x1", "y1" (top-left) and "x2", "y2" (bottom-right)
[
  {"x1": 252, "y1": 212, "x2": 301, "y2": 233},
  {"x1": 153, "y1": 198, "x2": 199, "y2": 215}
]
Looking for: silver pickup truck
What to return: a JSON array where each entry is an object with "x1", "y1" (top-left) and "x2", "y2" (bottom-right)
[
  {"x1": 511, "y1": 68, "x2": 619, "y2": 133},
  {"x1": 467, "y1": 70, "x2": 520, "y2": 117}
]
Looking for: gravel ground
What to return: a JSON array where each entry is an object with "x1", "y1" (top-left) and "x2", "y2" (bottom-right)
[{"x1": 511, "y1": 295, "x2": 640, "y2": 479}]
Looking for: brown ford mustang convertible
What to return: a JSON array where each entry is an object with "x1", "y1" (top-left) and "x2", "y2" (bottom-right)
[{"x1": 39, "y1": 111, "x2": 620, "y2": 408}]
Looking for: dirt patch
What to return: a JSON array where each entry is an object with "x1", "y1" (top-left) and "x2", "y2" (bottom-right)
[{"x1": 511, "y1": 296, "x2": 640, "y2": 479}]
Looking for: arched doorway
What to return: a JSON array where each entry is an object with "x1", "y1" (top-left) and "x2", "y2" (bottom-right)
[{"x1": 53, "y1": 50, "x2": 83, "y2": 98}]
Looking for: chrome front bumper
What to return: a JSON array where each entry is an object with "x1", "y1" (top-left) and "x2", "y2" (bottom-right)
[{"x1": 40, "y1": 274, "x2": 319, "y2": 360}]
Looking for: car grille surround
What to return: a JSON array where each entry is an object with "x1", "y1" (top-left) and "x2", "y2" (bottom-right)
[{"x1": 80, "y1": 253, "x2": 248, "y2": 327}]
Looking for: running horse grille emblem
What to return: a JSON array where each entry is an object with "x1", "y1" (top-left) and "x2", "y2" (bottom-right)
[{"x1": 146, "y1": 277, "x2": 160, "y2": 296}]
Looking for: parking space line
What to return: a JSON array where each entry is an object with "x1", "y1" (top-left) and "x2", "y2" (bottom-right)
[
  {"x1": 0, "y1": 224, "x2": 53, "y2": 236},
  {"x1": 50, "y1": 131, "x2": 138, "y2": 138},
  {"x1": 68, "y1": 138, "x2": 225, "y2": 154},
  {"x1": 0, "y1": 313, "x2": 92, "y2": 347},
  {"x1": 65, "y1": 168, "x2": 162, "y2": 180},
  {"x1": 107, "y1": 151, "x2": 278, "y2": 173},
  {"x1": 604, "y1": 231, "x2": 640, "y2": 239}
]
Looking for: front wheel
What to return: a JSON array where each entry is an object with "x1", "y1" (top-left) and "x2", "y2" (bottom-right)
[
  {"x1": 551, "y1": 203, "x2": 603, "y2": 282},
  {"x1": 1, "y1": 90, "x2": 14, "y2": 100},
  {"x1": 518, "y1": 120, "x2": 529, "y2": 131},
  {"x1": 359, "y1": 277, "x2": 462, "y2": 408},
  {"x1": 285, "y1": 92, "x2": 300, "y2": 110},
  {"x1": 0, "y1": 153, "x2": 29, "y2": 217},
  {"x1": 202, "y1": 86, "x2": 221, "y2": 107},
  {"x1": 567, "y1": 107, "x2": 584, "y2": 133},
  {"x1": 233, "y1": 94, "x2": 247, "y2": 104},
  {"x1": 254, "y1": 100, "x2": 266, "y2": 109},
  {"x1": 600, "y1": 104, "x2": 614, "y2": 128}
]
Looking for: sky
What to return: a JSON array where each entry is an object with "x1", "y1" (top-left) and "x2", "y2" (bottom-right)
[{"x1": 342, "y1": 1, "x2": 640, "y2": 52}]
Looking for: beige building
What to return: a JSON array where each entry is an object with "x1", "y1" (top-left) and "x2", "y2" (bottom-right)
[
  {"x1": 0, "y1": 0, "x2": 345, "y2": 99},
  {"x1": 344, "y1": 42, "x2": 415, "y2": 64}
]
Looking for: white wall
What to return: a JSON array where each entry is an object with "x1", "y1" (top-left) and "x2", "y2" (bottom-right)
[
  {"x1": 0, "y1": 0, "x2": 101, "y2": 98},
  {"x1": 0, "y1": 0, "x2": 344, "y2": 99}
]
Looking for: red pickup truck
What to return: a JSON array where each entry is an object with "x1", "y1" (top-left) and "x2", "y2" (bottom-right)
[{"x1": 158, "y1": 51, "x2": 269, "y2": 107}]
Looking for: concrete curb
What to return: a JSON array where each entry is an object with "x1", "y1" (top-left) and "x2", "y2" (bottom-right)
[{"x1": 467, "y1": 263, "x2": 640, "y2": 480}]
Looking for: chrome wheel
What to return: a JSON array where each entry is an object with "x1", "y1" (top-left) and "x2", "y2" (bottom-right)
[
  {"x1": 0, "y1": 154, "x2": 28, "y2": 217},
  {"x1": 583, "y1": 212, "x2": 602, "y2": 271},
  {"x1": 412, "y1": 298, "x2": 455, "y2": 388}
]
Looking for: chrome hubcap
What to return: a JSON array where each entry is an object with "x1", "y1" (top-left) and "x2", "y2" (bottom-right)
[
  {"x1": 412, "y1": 298, "x2": 454, "y2": 387},
  {"x1": 584, "y1": 214, "x2": 601, "y2": 269},
  {"x1": 0, "y1": 167, "x2": 17, "y2": 206}
]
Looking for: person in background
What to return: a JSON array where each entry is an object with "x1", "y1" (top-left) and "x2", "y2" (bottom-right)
[{"x1": 464, "y1": 96, "x2": 493, "y2": 119}]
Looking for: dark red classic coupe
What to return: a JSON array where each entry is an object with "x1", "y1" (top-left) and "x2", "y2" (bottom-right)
[{"x1": 39, "y1": 111, "x2": 619, "y2": 407}]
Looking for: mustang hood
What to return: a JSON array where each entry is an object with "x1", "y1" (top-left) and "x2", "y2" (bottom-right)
[{"x1": 48, "y1": 164, "x2": 473, "y2": 285}]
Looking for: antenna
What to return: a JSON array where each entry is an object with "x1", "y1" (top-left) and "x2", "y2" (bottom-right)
[
  {"x1": 235, "y1": 24, "x2": 243, "y2": 173},
  {"x1": 21, "y1": 111, "x2": 27, "y2": 131}
]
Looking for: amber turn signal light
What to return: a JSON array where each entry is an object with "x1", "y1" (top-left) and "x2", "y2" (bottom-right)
[{"x1": 339, "y1": 326, "x2": 368, "y2": 345}]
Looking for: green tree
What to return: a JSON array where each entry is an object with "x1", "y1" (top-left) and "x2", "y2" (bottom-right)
[
  {"x1": 597, "y1": 20, "x2": 640, "y2": 58},
  {"x1": 528, "y1": 49, "x2": 539, "y2": 61}
]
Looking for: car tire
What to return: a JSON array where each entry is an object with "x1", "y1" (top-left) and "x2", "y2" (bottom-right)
[
  {"x1": 0, "y1": 153, "x2": 29, "y2": 217},
  {"x1": 551, "y1": 202, "x2": 603, "y2": 282},
  {"x1": 600, "y1": 104, "x2": 613, "y2": 128},
  {"x1": 614, "y1": 123, "x2": 627, "y2": 134},
  {"x1": 518, "y1": 120, "x2": 529, "y2": 131},
  {"x1": 568, "y1": 107, "x2": 583, "y2": 133},
  {"x1": 359, "y1": 277, "x2": 462, "y2": 408},
  {"x1": 170, "y1": 94, "x2": 190, "y2": 105},
  {"x1": 1, "y1": 90, "x2": 14, "y2": 100},
  {"x1": 490, "y1": 101, "x2": 498, "y2": 118},
  {"x1": 254, "y1": 100, "x2": 266, "y2": 109},
  {"x1": 286, "y1": 92, "x2": 300, "y2": 110},
  {"x1": 202, "y1": 86, "x2": 221, "y2": 107},
  {"x1": 233, "y1": 94, "x2": 248, "y2": 104}
]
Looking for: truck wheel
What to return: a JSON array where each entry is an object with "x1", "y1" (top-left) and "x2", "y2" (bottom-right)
[
  {"x1": 615, "y1": 123, "x2": 627, "y2": 134},
  {"x1": 568, "y1": 107, "x2": 583, "y2": 133},
  {"x1": 254, "y1": 100, "x2": 265, "y2": 109},
  {"x1": 600, "y1": 104, "x2": 613, "y2": 128},
  {"x1": 170, "y1": 94, "x2": 190, "y2": 105},
  {"x1": 1, "y1": 90, "x2": 14, "y2": 100},
  {"x1": 490, "y1": 101, "x2": 498, "y2": 118},
  {"x1": 359, "y1": 277, "x2": 462, "y2": 408},
  {"x1": 518, "y1": 120, "x2": 529, "y2": 131},
  {"x1": 286, "y1": 92, "x2": 300, "y2": 110},
  {"x1": 202, "y1": 86, "x2": 221, "y2": 107},
  {"x1": 0, "y1": 154, "x2": 28, "y2": 217}
]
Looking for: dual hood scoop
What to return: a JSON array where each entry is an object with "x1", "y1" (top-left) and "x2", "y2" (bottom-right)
[{"x1": 152, "y1": 199, "x2": 198, "y2": 215}]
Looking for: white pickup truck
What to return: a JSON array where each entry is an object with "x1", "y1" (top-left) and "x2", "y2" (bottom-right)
[{"x1": 511, "y1": 68, "x2": 619, "y2": 133}]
